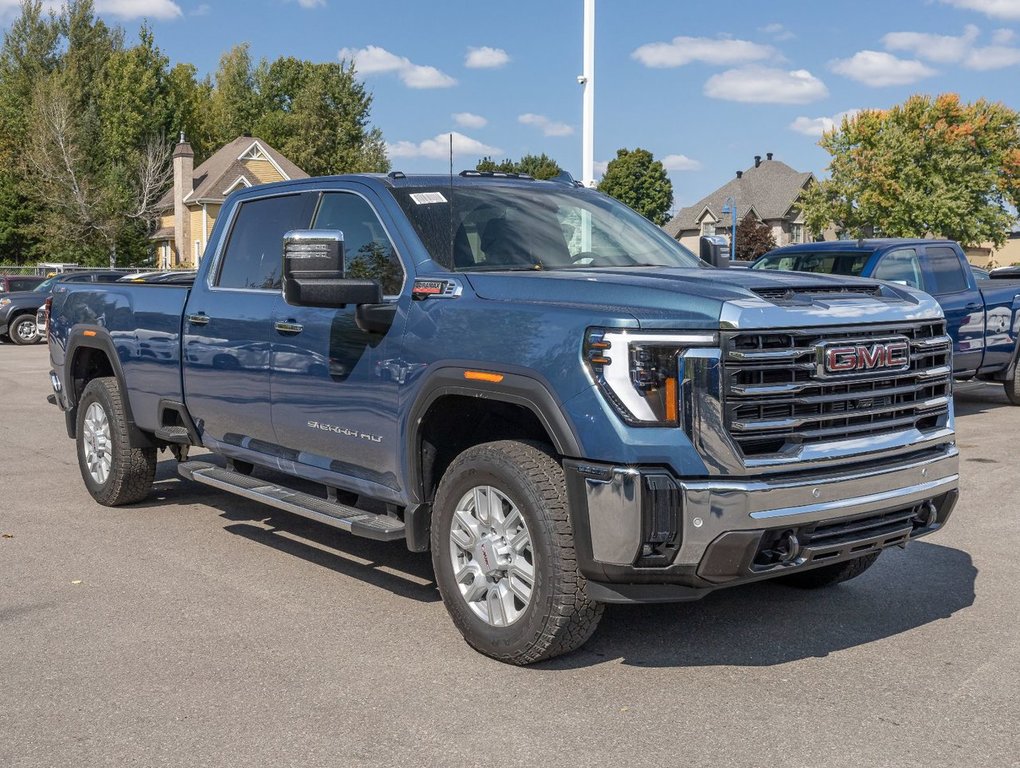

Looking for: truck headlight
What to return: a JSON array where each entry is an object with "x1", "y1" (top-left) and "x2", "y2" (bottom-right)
[
  {"x1": 584, "y1": 329, "x2": 718, "y2": 426},
  {"x1": 0, "y1": 298, "x2": 10, "y2": 307}
]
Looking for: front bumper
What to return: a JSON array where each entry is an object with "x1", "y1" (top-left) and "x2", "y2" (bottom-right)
[{"x1": 564, "y1": 443, "x2": 959, "y2": 603}]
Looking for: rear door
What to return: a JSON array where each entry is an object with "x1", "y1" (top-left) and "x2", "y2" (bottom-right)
[
  {"x1": 922, "y1": 245, "x2": 983, "y2": 373},
  {"x1": 269, "y1": 187, "x2": 410, "y2": 498},
  {"x1": 183, "y1": 192, "x2": 317, "y2": 452}
]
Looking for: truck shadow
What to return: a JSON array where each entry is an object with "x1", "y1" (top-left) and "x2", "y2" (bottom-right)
[
  {"x1": 544, "y1": 540, "x2": 975, "y2": 669},
  {"x1": 953, "y1": 382, "x2": 1010, "y2": 417},
  {"x1": 143, "y1": 458, "x2": 439, "y2": 604}
]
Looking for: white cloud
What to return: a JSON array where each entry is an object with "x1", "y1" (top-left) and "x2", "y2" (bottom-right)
[
  {"x1": 465, "y1": 46, "x2": 510, "y2": 68},
  {"x1": 0, "y1": 0, "x2": 59, "y2": 16},
  {"x1": 993, "y1": 27, "x2": 1017, "y2": 42},
  {"x1": 452, "y1": 112, "x2": 487, "y2": 129},
  {"x1": 704, "y1": 66, "x2": 828, "y2": 104},
  {"x1": 882, "y1": 25, "x2": 980, "y2": 62},
  {"x1": 632, "y1": 35, "x2": 776, "y2": 68},
  {"x1": 292, "y1": 0, "x2": 324, "y2": 6},
  {"x1": 190, "y1": 3, "x2": 211, "y2": 15},
  {"x1": 966, "y1": 43, "x2": 1020, "y2": 67},
  {"x1": 789, "y1": 109, "x2": 864, "y2": 137},
  {"x1": 518, "y1": 113, "x2": 573, "y2": 137},
  {"x1": 338, "y1": 45, "x2": 456, "y2": 89},
  {"x1": 661, "y1": 154, "x2": 702, "y2": 171},
  {"x1": 831, "y1": 50, "x2": 936, "y2": 86},
  {"x1": 941, "y1": 0, "x2": 1020, "y2": 20},
  {"x1": 94, "y1": 0, "x2": 182, "y2": 18},
  {"x1": 760, "y1": 22, "x2": 796, "y2": 41},
  {"x1": 387, "y1": 132, "x2": 501, "y2": 160}
]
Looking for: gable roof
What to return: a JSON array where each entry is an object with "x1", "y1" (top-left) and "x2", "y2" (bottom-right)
[
  {"x1": 157, "y1": 136, "x2": 308, "y2": 210},
  {"x1": 663, "y1": 159, "x2": 814, "y2": 237}
]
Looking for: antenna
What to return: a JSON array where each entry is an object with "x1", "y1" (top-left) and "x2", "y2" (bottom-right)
[{"x1": 449, "y1": 133, "x2": 455, "y2": 268}]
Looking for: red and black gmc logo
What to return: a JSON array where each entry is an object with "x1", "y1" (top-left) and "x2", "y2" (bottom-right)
[{"x1": 817, "y1": 338, "x2": 911, "y2": 377}]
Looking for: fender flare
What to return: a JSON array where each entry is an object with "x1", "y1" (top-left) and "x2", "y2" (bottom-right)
[{"x1": 63, "y1": 326, "x2": 153, "y2": 447}]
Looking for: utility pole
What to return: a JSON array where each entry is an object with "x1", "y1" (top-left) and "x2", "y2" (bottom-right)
[{"x1": 580, "y1": 0, "x2": 595, "y2": 188}]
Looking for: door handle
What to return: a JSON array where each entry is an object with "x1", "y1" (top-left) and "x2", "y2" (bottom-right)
[
  {"x1": 965, "y1": 303, "x2": 981, "y2": 310},
  {"x1": 186, "y1": 313, "x2": 209, "y2": 326},
  {"x1": 274, "y1": 321, "x2": 304, "y2": 335}
]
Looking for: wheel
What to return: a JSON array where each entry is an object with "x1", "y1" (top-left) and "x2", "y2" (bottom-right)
[
  {"x1": 431, "y1": 440, "x2": 604, "y2": 665},
  {"x1": 9, "y1": 314, "x2": 39, "y2": 345},
  {"x1": 776, "y1": 552, "x2": 881, "y2": 589},
  {"x1": 1004, "y1": 364, "x2": 1020, "y2": 405},
  {"x1": 76, "y1": 377, "x2": 156, "y2": 506}
]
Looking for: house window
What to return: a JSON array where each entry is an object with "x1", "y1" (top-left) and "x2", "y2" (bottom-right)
[
  {"x1": 791, "y1": 223, "x2": 804, "y2": 243},
  {"x1": 194, "y1": 240, "x2": 202, "y2": 265},
  {"x1": 701, "y1": 220, "x2": 716, "y2": 237}
]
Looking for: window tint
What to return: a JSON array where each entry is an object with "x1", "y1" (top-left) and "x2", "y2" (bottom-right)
[
  {"x1": 873, "y1": 249, "x2": 922, "y2": 289},
  {"x1": 8, "y1": 278, "x2": 40, "y2": 291},
  {"x1": 751, "y1": 251, "x2": 870, "y2": 276},
  {"x1": 63, "y1": 274, "x2": 94, "y2": 283},
  {"x1": 94, "y1": 273, "x2": 124, "y2": 283},
  {"x1": 217, "y1": 194, "x2": 315, "y2": 290},
  {"x1": 926, "y1": 247, "x2": 969, "y2": 294},
  {"x1": 313, "y1": 192, "x2": 404, "y2": 295}
]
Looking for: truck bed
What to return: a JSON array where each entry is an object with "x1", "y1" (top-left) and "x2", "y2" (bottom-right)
[{"x1": 49, "y1": 283, "x2": 191, "y2": 433}]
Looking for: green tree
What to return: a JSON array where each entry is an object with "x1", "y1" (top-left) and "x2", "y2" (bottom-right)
[
  {"x1": 166, "y1": 63, "x2": 215, "y2": 162},
  {"x1": 209, "y1": 43, "x2": 262, "y2": 144},
  {"x1": 801, "y1": 94, "x2": 1020, "y2": 247},
  {"x1": 475, "y1": 153, "x2": 562, "y2": 179},
  {"x1": 597, "y1": 147, "x2": 673, "y2": 225},
  {"x1": 733, "y1": 214, "x2": 777, "y2": 261}
]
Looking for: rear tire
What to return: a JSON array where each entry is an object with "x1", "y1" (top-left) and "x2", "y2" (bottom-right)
[
  {"x1": 1004, "y1": 364, "x2": 1020, "y2": 405},
  {"x1": 776, "y1": 552, "x2": 881, "y2": 589},
  {"x1": 9, "y1": 314, "x2": 39, "y2": 345},
  {"x1": 431, "y1": 440, "x2": 603, "y2": 665},
  {"x1": 76, "y1": 377, "x2": 156, "y2": 506}
]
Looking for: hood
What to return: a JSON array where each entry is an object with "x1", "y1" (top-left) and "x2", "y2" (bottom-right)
[
  {"x1": 465, "y1": 266, "x2": 945, "y2": 330},
  {"x1": 0, "y1": 289, "x2": 46, "y2": 306}
]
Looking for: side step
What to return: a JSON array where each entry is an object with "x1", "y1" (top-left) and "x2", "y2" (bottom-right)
[
  {"x1": 178, "y1": 461, "x2": 405, "y2": 542},
  {"x1": 155, "y1": 425, "x2": 192, "y2": 444}
]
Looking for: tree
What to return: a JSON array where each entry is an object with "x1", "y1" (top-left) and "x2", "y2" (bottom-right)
[
  {"x1": 801, "y1": 94, "x2": 1020, "y2": 247},
  {"x1": 475, "y1": 153, "x2": 562, "y2": 179},
  {"x1": 597, "y1": 148, "x2": 673, "y2": 225},
  {"x1": 733, "y1": 214, "x2": 776, "y2": 261}
]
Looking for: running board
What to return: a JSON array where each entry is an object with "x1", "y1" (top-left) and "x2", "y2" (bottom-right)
[{"x1": 178, "y1": 461, "x2": 405, "y2": 542}]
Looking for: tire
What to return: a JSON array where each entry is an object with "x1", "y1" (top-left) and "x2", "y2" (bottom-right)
[
  {"x1": 76, "y1": 377, "x2": 156, "y2": 506},
  {"x1": 776, "y1": 551, "x2": 881, "y2": 589},
  {"x1": 1004, "y1": 364, "x2": 1020, "y2": 405},
  {"x1": 431, "y1": 440, "x2": 604, "y2": 665},
  {"x1": 9, "y1": 314, "x2": 39, "y2": 345}
]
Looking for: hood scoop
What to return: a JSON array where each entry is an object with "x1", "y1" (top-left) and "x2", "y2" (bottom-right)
[{"x1": 753, "y1": 284, "x2": 884, "y2": 304}]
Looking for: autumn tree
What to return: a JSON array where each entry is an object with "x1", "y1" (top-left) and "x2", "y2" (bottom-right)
[
  {"x1": 801, "y1": 94, "x2": 1020, "y2": 247},
  {"x1": 733, "y1": 214, "x2": 777, "y2": 261},
  {"x1": 597, "y1": 148, "x2": 673, "y2": 225}
]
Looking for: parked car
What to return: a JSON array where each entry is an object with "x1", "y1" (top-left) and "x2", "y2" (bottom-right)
[
  {"x1": 971, "y1": 266, "x2": 990, "y2": 280},
  {"x1": 990, "y1": 265, "x2": 1020, "y2": 280},
  {"x1": 116, "y1": 271, "x2": 197, "y2": 284},
  {"x1": 0, "y1": 271, "x2": 125, "y2": 345},
  {"x1": 751, "y1": 239, "x2": 1020, "y2": 401},
  {"x1": 0, "y1": 274, "x2": 46, "y2": 293},
  {"x1": 47, "y1": 175, "x2": 959, "y2": 664}
]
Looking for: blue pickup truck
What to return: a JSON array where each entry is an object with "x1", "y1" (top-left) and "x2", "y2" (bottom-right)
[
  {"x1": 752, "y1": 240, "x2": 1020, "y2": 403},
  {"x1": 47, "y1": 174, "x2": 960, "y2": 664}
]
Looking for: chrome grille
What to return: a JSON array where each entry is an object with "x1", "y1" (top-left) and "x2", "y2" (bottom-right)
[{"x1": 722, "y1": 322, "x2": 952, "y2": 457}]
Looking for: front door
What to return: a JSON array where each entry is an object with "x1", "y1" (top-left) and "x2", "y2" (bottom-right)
[
  {"x1": 270, "y1": 187, "x2": 410, "y2": 500},
  {"x1": 183, "y1": 191, "x2": 317, "y2": 451}
]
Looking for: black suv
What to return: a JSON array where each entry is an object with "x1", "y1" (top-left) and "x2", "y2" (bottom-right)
[{"x1": 0, "y1": 271, "x2": 124, "y2": 345}]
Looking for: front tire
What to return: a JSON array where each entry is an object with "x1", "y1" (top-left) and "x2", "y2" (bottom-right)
[
  {"x1": 76, "y1": 377, "x2": 156, "y2": 506},
  {"x1": 776, "y1": 552, "x2": 881, "y2": 589},
  {"x1": 1004, "y1": 364, "x2": 1020, "y2": 405},
  {"x1": 431, "y1": 440, "x2": 603, "y2": 665},
  {"x1": 9, "y1": 314, "x2": 39, "y2": 345}
]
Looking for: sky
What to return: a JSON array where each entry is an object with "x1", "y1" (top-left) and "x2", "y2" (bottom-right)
[{"x1": 4, "y1": 0, "x2": 1020, "y2": 212}]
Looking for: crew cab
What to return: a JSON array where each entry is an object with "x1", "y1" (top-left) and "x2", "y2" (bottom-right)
[
  {"x1": 46, "y1": 175, "x2": 960, "y2": 664},
  {"x1": 752, "y1": 239, "x2": 1020, "y2": 403}
]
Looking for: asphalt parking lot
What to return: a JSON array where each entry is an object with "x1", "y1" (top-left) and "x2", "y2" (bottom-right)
[{"x1": 1, "y1": 342, "x2": 1017, "y2": 768}]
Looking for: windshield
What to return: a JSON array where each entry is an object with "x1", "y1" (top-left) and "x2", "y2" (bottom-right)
[
  {"x1": 752, "y1": 251, "x2": 871, "y2": 276},
  {"x1": 390, "y1": 183, "x2": 700, "y2": 271},
  {"x1": 33, "y1": 276, "x2": 58, "y2": 293}
]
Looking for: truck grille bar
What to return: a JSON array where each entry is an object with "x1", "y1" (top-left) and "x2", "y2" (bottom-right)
[{"x1": 722, "y1": 322, "x2": 952, "y2": 458}]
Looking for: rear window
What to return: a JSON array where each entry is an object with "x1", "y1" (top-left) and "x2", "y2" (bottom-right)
[
  {"x1": 926, "y1": 247, "x2": 969, "y2": 295},
  {"x1": 752, "y1": 251, "x2": 871, "y2": 276}
]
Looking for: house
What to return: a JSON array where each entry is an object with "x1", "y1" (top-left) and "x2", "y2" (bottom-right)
[
  {"x1": 152, "y1": 135, "x2": 308, "y2": 268},
  {"x1": 964, "y1": 229, "x2": 1020, "y2": 269},
  {"x1": 663, "y1": 153, "x2": 815, "y2": 253}
]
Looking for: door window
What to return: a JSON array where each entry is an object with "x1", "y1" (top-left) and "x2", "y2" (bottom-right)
[
  {"x1": 925, "y1": 247, "x2": 969, "y2": 295},
  {"x1": 313, "y1": 192, "x2": 405, "y2": 295},
  {"x1": 873, "y1": 249, "x2": 922, "y2": 289},
  {"x1": 217, "y1": 193, "x2": 316, "y2": 290}
]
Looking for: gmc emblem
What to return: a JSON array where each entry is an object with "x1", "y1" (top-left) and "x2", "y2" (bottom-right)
[{"x1": 817, "y1": 338, "x2": 910, "y2": 377}]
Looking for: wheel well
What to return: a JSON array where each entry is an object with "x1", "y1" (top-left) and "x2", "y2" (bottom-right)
[
  {"x1": 418, "y1": 395, "x2": 556, "y2": 504},
  {"x1": 70, "y1": 347, "x2": 115, "y2": 405}
]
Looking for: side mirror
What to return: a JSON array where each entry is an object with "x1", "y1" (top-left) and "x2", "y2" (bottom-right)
[
  {"x1": 282, "y1": 229, "x2": 383, "y2": 307},
  {"x1": 700, "y1": 235, "x2": 730, "y2": 268}
]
